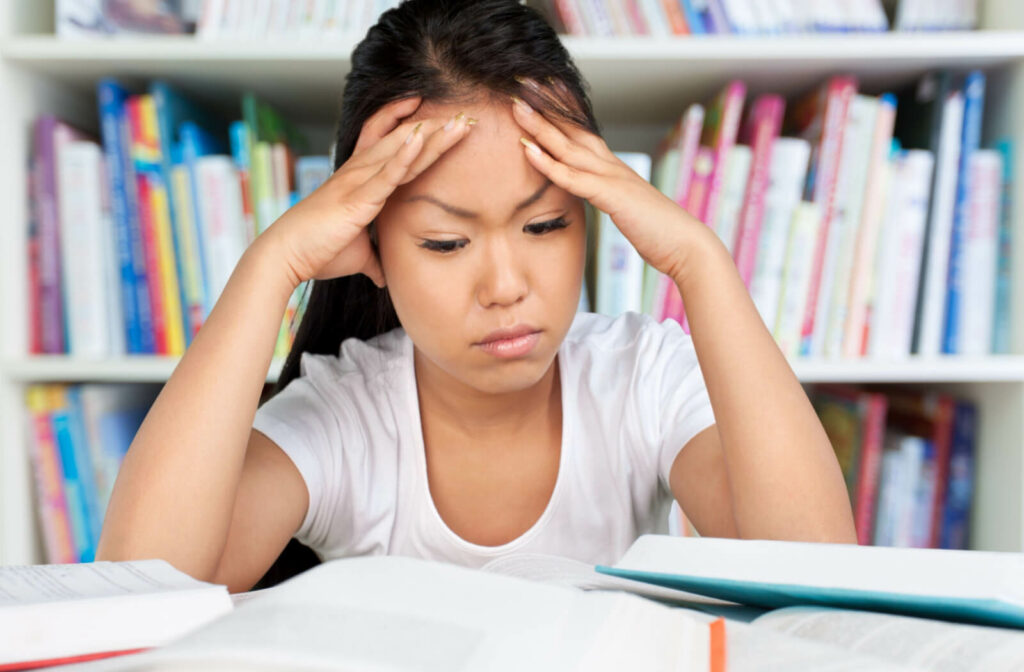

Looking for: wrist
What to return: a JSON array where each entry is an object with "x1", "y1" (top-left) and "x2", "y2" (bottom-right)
[
  {"x1": 245, "y1": 232, "x2": 304, "y2": 301},
  {"x1": 669, "y1": 216, "x2": 729, "y2": 290}
]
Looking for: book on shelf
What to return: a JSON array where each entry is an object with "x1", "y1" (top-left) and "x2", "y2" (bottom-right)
[
  {"x1": 0, "y1": 554, "x2": 725, "y2": 672},
  {"x1": 27, "y1": 80, "x2": 322, "y2": 361},
  {"x1": 24, "y1": 383, "x2": 156, "y2": 564},
  {"x1": 586, "y1": 69, "x2": 1013, "y2": 362},
  {"x1": 809, "y1": 385, "x2": 977, "y2": 550},
  {"x1": 56, "y1": 0, "x2": 198, "y2": 38}
]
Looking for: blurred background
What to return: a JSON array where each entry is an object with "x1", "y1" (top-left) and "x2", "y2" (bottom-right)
[{"x1": 0, "y1": 0, "x2": 1020, "y2": 568}]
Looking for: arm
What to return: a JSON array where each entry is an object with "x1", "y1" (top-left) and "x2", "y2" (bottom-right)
[
  {"x1": 96, "y1": 234, "x2": 299, "y2": 580},
  {"x1": 672, "y1": 223, "x2": 856, "y2": 543}
]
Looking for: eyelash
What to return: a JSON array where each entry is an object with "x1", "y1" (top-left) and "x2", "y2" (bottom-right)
[{"x1": 419, "y1": 217, "x2": 570, "y2": 254}]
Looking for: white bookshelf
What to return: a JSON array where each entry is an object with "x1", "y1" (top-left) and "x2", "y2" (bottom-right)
[{"x1": 2, "y1": 2, "x2": 1024, "y2": 565}]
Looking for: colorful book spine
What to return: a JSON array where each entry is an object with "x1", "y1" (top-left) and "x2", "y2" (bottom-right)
[
  {"x1": 230, "y1": 121, "x2": 257, "y2": 247},
  {"x1": 711, "y1": 145, "x2": 752, "y2": 255},
  {"x1": 680, "y1": 0, "x2": 708, "y2": 33},
  {"x1": 49, "y1": 386, "x2": 95, "y2": 563},
  {"x1": 992, "y1": 139, "x2": 1014, "y2": 354},
  {"x1": 659, "y1": 0, "x2": 691, "y2": 33},
  {"x1": 773, "y1": 201, "x2": 821, "y2": 357},
  {"x1": 943, "y1": 70, "x2": 986, "y2": 354},
  {"x1": 733, "y1": 95, "x2": 785, "y2": 288},
  {"x1": 958, "y1": 149, "x2": 1002, "y2": 356},
  {"x1": 554, "y1": 0, "x2": 587, "y2": 35},
  {"x1": 97, "y1": 79, "x2": 148, "y2": 354},
  {"x1": 854, "y1": 393, "x2": 888, "y2": 546},
  {"x1": 672, "y1": 104, "x2": 706, "y2": 206},
  {"x1": 940, "y1": 402, "x2": 976, "y2": 550},
  {"x1": 796, "y1": 76, "x2": 857, "y2": 356},
  {"x1": 25, "y1": 385, "x2": 77, "y2": 565},
  {"x1": 699, "y1": 80, "x2": 747, "y2": 229}
]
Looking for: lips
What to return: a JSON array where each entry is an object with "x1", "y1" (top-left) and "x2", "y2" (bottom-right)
[{"x1": 476, "y1": 324, "x2": 541, "y2": 345}]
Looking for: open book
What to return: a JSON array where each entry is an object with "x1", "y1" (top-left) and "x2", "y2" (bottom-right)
[
  {"x1": 478, "y1": 535, "x2": 1024, "y2": 671},
  {"x1": 1, "y1": 555, "x2": 723, "y2": 672}
]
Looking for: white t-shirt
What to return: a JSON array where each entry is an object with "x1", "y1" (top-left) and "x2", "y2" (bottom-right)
[{"x1": 252, "y1": 311, "x2": 717, "y2": 568}]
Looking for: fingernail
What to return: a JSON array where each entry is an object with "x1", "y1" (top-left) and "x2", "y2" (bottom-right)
[
  {"x1": 406, "y1": 122, "x2": 423, "y2": 144},
  {"x1": 444, "y1": 112, "x2": 465, "y2": 132},
  {"x1": 520, "y1": 136, "x2": 541, "y2": 156},
  {"x1": 511, "y1": 95, "x2": 533, "y2": 115},
  {"x1": 466, "y1": 117, "x2": 478, "y2": 126},
  {"x1": 514, "y1": 75, "x2": 540, "y2": 91}
]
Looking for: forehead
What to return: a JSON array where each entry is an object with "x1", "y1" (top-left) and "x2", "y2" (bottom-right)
[{"x1": 391, "y1": 98, "x2": 549, "y2": 215}]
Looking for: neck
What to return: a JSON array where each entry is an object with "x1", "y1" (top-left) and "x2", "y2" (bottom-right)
[{"x1": 413, "y1": 349, "x2": 561, "y2": 440}]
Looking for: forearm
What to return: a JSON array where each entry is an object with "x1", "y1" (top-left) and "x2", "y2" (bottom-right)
[
  {"x1": 674, "y1": 221, "x2": 857, "y2": 544},
  {"x1": 96, "y1": 233, "x2": 298, "y2": 577}
]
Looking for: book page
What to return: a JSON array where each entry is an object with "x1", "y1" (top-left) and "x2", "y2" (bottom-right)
[
  {"x1": 47, "y1": 555, "x2": 713, "y2": 672},
  {"x1": 753, "y1": 606, "x2": 1024, "y2": 671},
  {"x1": 0, "y1": 560, "x2": 223, "y2": 605}
]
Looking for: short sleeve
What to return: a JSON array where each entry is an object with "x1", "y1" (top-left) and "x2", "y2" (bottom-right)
[
  {"x1": 631, "y1": 317, "x2": 717, "y2": 490},
  {"x1": 252, "y1": 362, "x2": 342, "y2": 554}
]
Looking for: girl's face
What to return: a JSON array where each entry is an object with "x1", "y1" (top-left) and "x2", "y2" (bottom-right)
[{"x1": 375, "y1": 98, "x2": 587, "y2": 396}]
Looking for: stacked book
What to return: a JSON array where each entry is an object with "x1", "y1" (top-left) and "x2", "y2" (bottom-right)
[
  {"x1": 590, "y1": 70, "x2": 1014, "y2": 360},
  {"x1": 27, "y1": 80, "x2": 326, "y2": 360},
  {"x1": 809, "y1": 385, "x2": 977, "y2": 550}
]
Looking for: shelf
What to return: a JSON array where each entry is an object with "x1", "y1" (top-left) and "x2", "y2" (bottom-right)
[
  {"x1": 5, "y1": 354, "x2": 1024, "y2": 385},
  {"x1": 3, "y1": 32, "x2": 1024, "y2": 124}
]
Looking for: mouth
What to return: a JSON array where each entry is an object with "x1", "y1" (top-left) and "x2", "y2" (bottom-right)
[{"x1": 474, "y1": 326, "x2": 542, "y2": 359}]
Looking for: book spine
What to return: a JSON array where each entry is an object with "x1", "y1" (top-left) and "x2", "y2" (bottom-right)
[
  {"x1": 749, "y1": 137, "x2": 810, "y2": 332},
  {"x1": 672, "y1": 104, "x2": 705, "y2": 205},
  {"x1": 229, "y1": 121, "x2": 257, "y2": 247},
  {"x1": 182, "y1": 122, "x2": 214, "y2": 316},
  {"x1": 49, "y1": 386, "x2": 91, "y2": 562},
  {"x1": 958, "y1": 149, "x2": 1002, "y2": 356},
  {"x1": 773, "y1": 201, "x2": 821, "y2": 357},
  {"x1": 34, "y1": 117, "x2": 65, "y2": 354},
  {"x1": 623, "y1": 0, "x2": 650, "y2": 34},
  {"x1": 57, "y1": 142, "x2": 111, "y2": 358},
  {"x1": 149, "y1": 178, "x2": 186, "y2": 356},
  {"x1": 595, "y1": 153, "x2": 652, "y2": 316},
  {"x1": 915, "y1": 91, "x2": 965, "y2": 356},
  {"x1": 555, "y1": 0, "x2": 588, "y2": 35},
  {"x1": 659, "y1": 0, "x2": 691, "y2": 33},
  {"x1": 169, "y1": 164, "x2": 206, "y2": 341},
  {"x1": 733, "y1": 95, "x2": 785, "y2": 288},
  {"x1": 700, "y1": 81, "x2": 747, "y2": 229},
  {"x1": 943, "y1": 70, "x2": 986, "y2": 354},
  {"x1": 680, "y1": 0, "x2": 707, "y2": 33},
  {"x1": 25, "y1": 385, "x2": 77, "y2": 564},
  {"x1": 854, "y1": 393, "x2": 886, "y2": 545},
  {"x1": 940, "y1": 402, "x2": 977, "y2": 549},
  {"x1": 889, "y1": 150, "x2": 935, "y2": 358},
  {"x1": 27, "y1": 149, "x2": 42, "y2": 354},
  {"x1": 992, "y1": 139, "x2": 1014, "y2": 354},
  {"x1": 97, "y1": 80, "x2": 144, "y2": 354},
  {"x1": 799, "y1": 76, "x2": 857, "y2": 356},
  {"x1": 711, "y1": 145, "x2": 752, "y2": 255},
  {"x1": 928, "y1": 397, "x2": 956, "y2": 548}
]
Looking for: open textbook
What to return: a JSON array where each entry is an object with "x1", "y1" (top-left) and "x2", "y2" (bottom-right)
[
  {"x1": 1, "y1": 555, "x2": 721, "y2": 672},
  {"x1": 481, "y1": 549, "x2": 1024, "y2": 672}
]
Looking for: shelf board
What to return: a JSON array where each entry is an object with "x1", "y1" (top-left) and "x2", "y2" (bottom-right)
[
  {"x1": 5, "y1": 355, "x2": 1024, "y2": 385},
  {"x1": 3, "y1": 32, "x2": 1024, "y2": 124}
]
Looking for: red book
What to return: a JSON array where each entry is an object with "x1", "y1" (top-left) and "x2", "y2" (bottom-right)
[
  {"x1": 733, "y1": 95, "x2": 785, "y2": 289},
  {"x1": 699, "y1": 80, "x2": 748, "y2": 229},
  {"x1": 854, "y1": 392, "x2": 889, "y2": 546},
  {"x1": 786, "y1": 76, "x2": 858, "y2": 355}
]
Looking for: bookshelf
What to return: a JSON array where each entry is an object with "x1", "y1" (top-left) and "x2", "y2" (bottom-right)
[{"x1": 2, "y1": 2, "x2": 1024, "y2": 565}]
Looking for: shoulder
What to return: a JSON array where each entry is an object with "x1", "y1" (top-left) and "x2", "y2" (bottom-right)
[{"x1": 562, "y1": 311, "x2": 694, "y2": 361}]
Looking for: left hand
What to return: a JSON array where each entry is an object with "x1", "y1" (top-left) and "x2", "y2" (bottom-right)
[{"x1": 511, "y1": 89, "x2": 701, "y2": 281}]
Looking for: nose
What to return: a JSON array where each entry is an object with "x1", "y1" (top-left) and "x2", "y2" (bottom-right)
[{"x1": 476, "y1": 235, "x2": 528, "y2": 308}]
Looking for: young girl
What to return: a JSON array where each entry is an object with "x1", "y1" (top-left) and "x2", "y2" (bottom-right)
[{"x1": 97, "y1": 0, "x2": 856, "y2": 595}]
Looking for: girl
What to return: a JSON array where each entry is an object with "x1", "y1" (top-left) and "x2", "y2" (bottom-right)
[{"x1": 97, "y1": 0, "x2": 856, "y2": 595}]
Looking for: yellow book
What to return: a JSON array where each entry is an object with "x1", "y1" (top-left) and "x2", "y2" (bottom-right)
[
  {"x1": 170, "y1": 164, "x2": 206, "y2": 341},
  {"x1": 140, "y1": 96, "x2": 186, "y2": 356}
]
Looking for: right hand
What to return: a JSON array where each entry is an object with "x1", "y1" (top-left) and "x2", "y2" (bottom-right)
[{"x1": 265, "y1": 97, "x2": 475, "y2": 288}]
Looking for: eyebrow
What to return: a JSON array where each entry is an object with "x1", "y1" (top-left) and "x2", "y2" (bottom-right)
[{"x1": 404, "y1": 179, "x2": 553, "y2": 219}]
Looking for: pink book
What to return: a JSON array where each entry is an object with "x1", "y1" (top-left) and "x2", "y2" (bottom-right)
[
  {"x1": 623, "y1": 0, "x2": 649, "y2": 34},
  {"x1": 679, "y1": 147, "x2": 716, "y2": 333},
  {"x1": 788, "y1": 76, "x2": 858, "y2": 355},
  {"x1": 699, "y1": 80, "x2": 747, "y2": 228},
  {"x1": 733, "y1": 95, "x2": 785, "y2": 289},
  {"x1": 26, "y1": 387, "x2": 77, "y2": 564},
  {"x1": 673, "y1": 104, "x2": 706, "y2": 206},
  {"x1": 554, "y1": 0, "x2": 587, "y2": 35}
]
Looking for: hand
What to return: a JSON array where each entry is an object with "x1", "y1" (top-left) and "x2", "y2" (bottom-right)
[
  {"x1": 264, "y1": 97, "x2": 475, "y2": 288},
  {"x1": 510, "y1": 87, "x2": 701, "y2": 282}
]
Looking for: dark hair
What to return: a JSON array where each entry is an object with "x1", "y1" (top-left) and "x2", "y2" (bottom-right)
[{"x1": 253, "y1": 0, "x2": 599, "y2": 589}]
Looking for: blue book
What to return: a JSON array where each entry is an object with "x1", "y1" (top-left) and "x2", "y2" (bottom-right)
[
  {"x1": 51, "y1": 387, "x2": 96, "y2": 563},
  {"x1": 943, "y1": 70, "x2": 986, "y2": 354},
  {"x1": 992, "y1": 139, "x2": 1014, "y2": 354},
  {"x1": 597, "y1": 535, "x2": 1024, "y2": 630},
  {"x1": 679, "y1": 0, "x2": 706, "y2": 34},
  {"x1": 940, "y1": 402, "x2": 977, "y2": 550},
  {"x1": 96, "y1": 78, "x2": 155, "y2": 354}
]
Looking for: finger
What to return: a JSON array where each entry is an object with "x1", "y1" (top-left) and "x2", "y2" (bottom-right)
[
  {"x1": 402, "y1": 111, "x2": 476, "y2": 183},
  {"x1": 511, "y1": 95, "x2": 610, "y2": 173},
  {"x1": 350, "y1": 122, "x2": 428, "y2": 208},
  {"x1": 349, "y1": 116, "x2": 447, "y2": 171},
  {"x1": 512, "y1": 78, "x2": 613, "y2": 159},
  {"x1": 519, "y1": 136, "x2": 601, "y2": 203},
  {"x1": 353, "y1": 96, "x2": 423, "y2": 155}
]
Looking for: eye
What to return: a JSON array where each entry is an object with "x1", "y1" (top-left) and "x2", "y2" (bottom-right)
[
  {"x1": 418, "y1": 239, "x2": 468, "y2": 254},
  {"x1": 524, "y1": 217, "x2": 570, "y2": 235}
]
